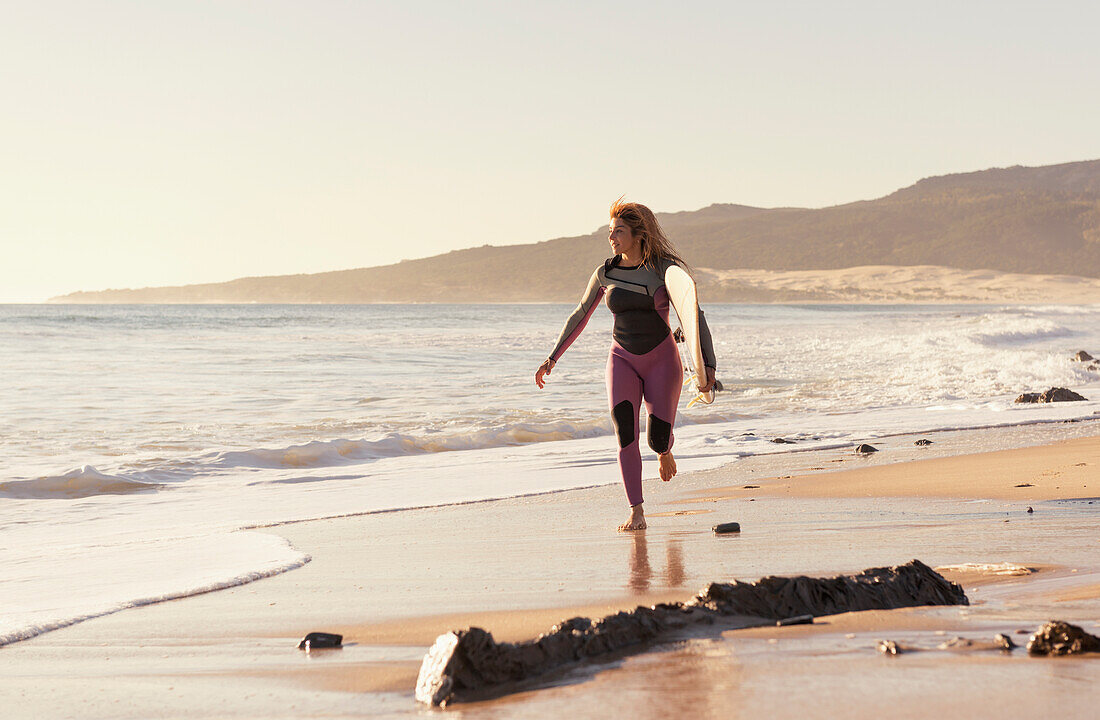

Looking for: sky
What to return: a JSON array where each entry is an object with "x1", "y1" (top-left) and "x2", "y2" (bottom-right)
[{"x1": 3, "y1": 1, "x2": 1099, "y2": 302}]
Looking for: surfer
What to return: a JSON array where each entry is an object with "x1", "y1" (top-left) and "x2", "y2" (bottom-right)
[{"x1": 535, "y1": 200, "x2": 716, "y2": 531}]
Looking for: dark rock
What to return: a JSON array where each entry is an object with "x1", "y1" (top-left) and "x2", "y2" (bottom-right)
[
  {"x1": 877, "y1": 639, "x2": 901, "y2": 655},
  {"x1": 1026, "y1": 506, "x2": 1034, "y2": 513},
  {"x1": 777, "y1": 614, "x2": 814, "y2": 627},
  {"x1": 914, "y1": 439, "x2": 933, "y2": 446},
  {"x1": 1041, "y1": 387, "x2": 1087, "y2": 402},
  {"x1": 742, "y1": 485, "x2": 760, "y2": 489},
  {"x1": 298, "y1": 632, "x2": 343, "y2": 650},
  {"x1": 1026, "y1": 621, "x2": 1100, "y2": 656},
  {"x1": 772, "y1": 438, "x2": 795, "y2": 444},
  {"x1": 994, "y1": 633, "x2": 1016, "y2": 651},
  {"x1": 415, "y1": 560, "x2": 967, "y2": 706},
  {"x1": 1015, "y1": 483, "x2": 1034, "y2": 488},
  {"x1": 1014, "y1": 387, "x2": 1087, "y2": 403},
  {"x1": 855, "y1": 444, "x2": 878, "y2": 454},
  {"x1": 713, "y1": 522, "x2": 741, "y2": 534},
  {"x1": 1074, "y1": 350, "x2": 1094, "y2": 361}
]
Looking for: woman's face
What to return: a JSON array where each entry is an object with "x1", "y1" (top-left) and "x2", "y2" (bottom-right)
[{"x1": 608, "y1": 218, "x2": 639, "y2": 258}]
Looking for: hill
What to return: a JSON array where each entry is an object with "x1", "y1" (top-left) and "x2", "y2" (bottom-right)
[{"x1": 52, "y1": 159, "x2": 1100, "y2": 303}]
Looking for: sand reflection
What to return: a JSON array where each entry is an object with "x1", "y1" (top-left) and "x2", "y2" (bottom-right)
[
  {"x1": 665, "y1": 537, "x2": 685, "y2": 587},
  {"x1": 628, "y1": 534, "x2": 688, "y2": 594},
  {"x1": 628, "y1": 532, "x2": 652, "y2": 593}
]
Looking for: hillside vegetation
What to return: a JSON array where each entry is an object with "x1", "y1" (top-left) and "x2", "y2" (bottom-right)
[{"x1": 53, "y1": 159, "x2": 1100, "y2": 303}]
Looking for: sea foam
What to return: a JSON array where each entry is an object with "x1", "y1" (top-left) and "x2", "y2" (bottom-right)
[{"x1": 0, "y1": 530, "x2": 309, "y2": 647}]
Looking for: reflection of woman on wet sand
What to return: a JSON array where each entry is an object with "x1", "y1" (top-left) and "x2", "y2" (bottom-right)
[
  {"x1": 535, "y1": 200, "x2": 716, "y2": 532},
  {"x1": 627, "y1": 534, "x2": 686, "y2": 594}
]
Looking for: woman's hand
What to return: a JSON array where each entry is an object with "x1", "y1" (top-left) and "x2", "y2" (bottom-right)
[
  {"x1": 699, "y1": 366, "x2": 716, "y2": 393},
  {"x1": 535, "y1": 358, "x2": 556, "y2": 389}
]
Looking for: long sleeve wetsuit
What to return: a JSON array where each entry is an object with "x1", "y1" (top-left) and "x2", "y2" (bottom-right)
[{"x1": 548, "y1": 256, "x2": 717, "y2": 506}]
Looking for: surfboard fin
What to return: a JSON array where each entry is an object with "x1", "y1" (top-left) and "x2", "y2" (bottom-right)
[
  {"x1": 685, "y1": 373, "x2": 716, "y2": 408},
  {"x1": 686, "y1": 391, "x2": 715, "y2": 409}
]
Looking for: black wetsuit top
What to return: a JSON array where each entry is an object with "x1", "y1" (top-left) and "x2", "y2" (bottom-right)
[{"x1": 549, "y1": 256, "x2": 717, "y2": 367}]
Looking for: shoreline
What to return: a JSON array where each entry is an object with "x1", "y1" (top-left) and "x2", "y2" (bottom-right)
[
  {"x1": 243, "y1": 414, "x2": 1100, "y2": 531},
  {"x1": 2, "y1": 425, "x2": 1099, "y2": 717}
]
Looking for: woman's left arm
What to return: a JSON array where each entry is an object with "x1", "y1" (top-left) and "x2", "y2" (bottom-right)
[{"x1": 697, "y1": 308, "x2": 717, "y2": 391}]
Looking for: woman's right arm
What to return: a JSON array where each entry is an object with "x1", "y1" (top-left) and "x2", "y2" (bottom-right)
[
  {"x1": 536, "y1": 268, "x2": 604, "y2": 387},
  {"x1": 548, "y1": 268, "x2": 605, "y2": 362}
]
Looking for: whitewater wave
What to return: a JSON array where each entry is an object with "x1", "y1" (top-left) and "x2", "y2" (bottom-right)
[
  {"x1": 212, "y1": 419, "x2": 614, "y2": 469},
  {"x1": 971, "y1": 318, "x2": 1076, "y2": 347},
  {"x1": 0, "y1": 466, "x2": 161, "y2": 499},
  {"x1": 14, "y1": 418, "x2": 620, "y2": 495}
]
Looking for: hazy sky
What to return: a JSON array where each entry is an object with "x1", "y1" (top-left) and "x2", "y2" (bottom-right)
[{"x1": 3, "y1": 1, "x2": 1099, "y2": 302}]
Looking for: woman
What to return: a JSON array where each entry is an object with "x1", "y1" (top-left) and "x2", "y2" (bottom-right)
[{"x1": 535, "y1": 200, "x2": 716, "y2": 531}]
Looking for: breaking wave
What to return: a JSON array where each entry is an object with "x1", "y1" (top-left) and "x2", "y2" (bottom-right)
[
  {"x1": 0, "y1": 466, "x2": 161, "y2": 499},
  {"x1": 212, "y1": 419, "x2": 613, "y2": 469},
  {"x1": 970, "y1": 317, "x2": 1076, "y2": 347}
]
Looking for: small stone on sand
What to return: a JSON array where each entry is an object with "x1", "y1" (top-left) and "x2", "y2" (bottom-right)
[{"x1": 298, "y1": 631, "x2": 343, "y2": 650}]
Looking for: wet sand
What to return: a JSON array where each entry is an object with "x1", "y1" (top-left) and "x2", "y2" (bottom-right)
[
  {"x1": 2, "y1": 425, "x2": 1099, "y2": 718},
  {"x1": 686, "y1": 433, "x2": 1100, "y2": 501}
]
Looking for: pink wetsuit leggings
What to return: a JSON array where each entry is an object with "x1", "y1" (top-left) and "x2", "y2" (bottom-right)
[{"x1": 605, "y1": 334, "x2": 683, "y2": 506}]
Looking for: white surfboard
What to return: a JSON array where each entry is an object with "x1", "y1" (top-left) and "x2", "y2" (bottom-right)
[{"x1": 665, "y1": 265, "x2": 715, "y2": 405}]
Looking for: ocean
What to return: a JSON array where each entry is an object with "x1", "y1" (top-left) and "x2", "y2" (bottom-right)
[{"x1": 3, "y1": 302, "x2": 1100, "y2": 646}]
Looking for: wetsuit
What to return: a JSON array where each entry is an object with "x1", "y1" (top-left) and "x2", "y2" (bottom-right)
[{"x1": 548, "y1": 256, "x2": 716, "y2": 506}]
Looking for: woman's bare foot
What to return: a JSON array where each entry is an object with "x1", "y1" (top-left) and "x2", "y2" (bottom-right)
[
  {"x1": 618, "y1": 504, "x2": 646, "y2": 532},
  {"x1": 659, "y1": 451, "x2": 677, "y2": 482}
]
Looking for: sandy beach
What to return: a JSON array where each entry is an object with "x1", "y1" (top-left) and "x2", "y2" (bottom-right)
[
  {"x1": 2, "y1": 423, "x2": 1099, "y2": 718},
  {"x1": 698, "y1": 265, "x2": 1100, "y2": 304},
  {"x1": 9, "y1": 2, "x2": 1100, "y2": 718}
]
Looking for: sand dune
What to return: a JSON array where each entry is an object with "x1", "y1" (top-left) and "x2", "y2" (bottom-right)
[{"x1": 698, "y1": 264, "x2": 1100, "y2": 303}]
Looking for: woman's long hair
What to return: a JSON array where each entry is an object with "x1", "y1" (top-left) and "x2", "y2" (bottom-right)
[{"x1": 610, "y1": 198, "x2": 690, "y2": 272}]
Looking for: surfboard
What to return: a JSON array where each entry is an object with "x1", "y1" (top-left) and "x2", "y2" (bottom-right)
[{"x1": 664, "y1": 264, "x2": 715, "y2": 405}]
